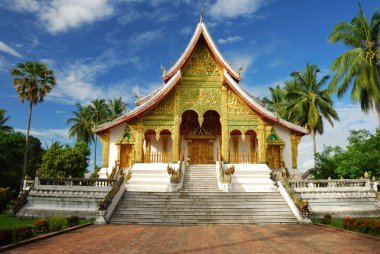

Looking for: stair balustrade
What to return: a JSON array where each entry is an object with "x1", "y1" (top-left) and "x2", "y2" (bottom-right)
[
  {"x1": 38, "y1": 177, "x2": 116, "y2": 187},
  {"x1": 280, "y1": 174, "x2": 310, "y2": 218}
]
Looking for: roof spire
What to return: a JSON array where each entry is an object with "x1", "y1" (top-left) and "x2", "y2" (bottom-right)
[{"x1": 200, "y1": 7, "x2": 203, "y2": 23}]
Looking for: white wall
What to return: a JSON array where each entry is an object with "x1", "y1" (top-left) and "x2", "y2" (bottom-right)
[
  {"x1": 108, "y1": 122, "x2": 127, "y2": 172},
  {"x1": 274, "y1": 124, "x2": 292, "y2": 169}
]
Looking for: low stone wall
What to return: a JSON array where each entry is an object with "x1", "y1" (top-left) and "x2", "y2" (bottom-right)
[
  {"x1": 289, "y1": 179, "x2": 380, "y2": 218},
  {"x1": 17, "y1": 178, "x2": 114, "y2": 219}
]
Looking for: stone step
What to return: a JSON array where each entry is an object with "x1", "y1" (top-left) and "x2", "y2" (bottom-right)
[
  {"x1": 110, "y1": 218, "x2": 298, "y2": 224},
  {"x1": 114, "y1": 208, "x2": 292, "y2": 214}
]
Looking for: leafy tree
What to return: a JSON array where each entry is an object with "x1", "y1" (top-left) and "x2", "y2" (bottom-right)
[
  {"x1": 10, "y1": 61, "x2": 56, "y2": 189},
  {"x1": 263, "y1": 85, "x2": 286, "y2": 117},
  {"x1": 0, "y1": 109, "x2": 12, "y2": 133},
  {"x1": 312, "y1": 129, "x2": 380, "y2": 179},
  {"x1": 88, "y1": 99, "x2": 108, "y2": 169},
  {"x1": 107, "y1": 97, "x2": 127, "y2": 120},
  {"x1": 328, "y1": 5, "x2": 380, "y2": 126},
  {"x1": 286, "y1": 64, "x2": 339, "y2": 168},
  {"x1": 38, "y1": 142, "x2": 90, "y2": 178},
  {"x1": 67, "y1": 103, "x2": 94, "y2": 144},
  {"x1": 0, "y1": 131, "x2": 43, "y2": 194}
]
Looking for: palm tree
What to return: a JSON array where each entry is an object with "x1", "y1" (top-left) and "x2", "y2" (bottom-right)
[
  {"x1": 11, "y1": 61, "x2": 56, "y2": 189},
  {"x1": 328, "y1": 5, "x2": 380, "y2": 126},
  {"x1": 0, "y1": 109, "x2": 12, "y2": 132},
  {"x1": 263, "y1": 85, "x2": 286, "y2": 117},
  {"x1": 67, "y1": 103, "x2": 94, "y2": 144},
  {"x1": 107, "y1": 97, "x2": 127, "y2": 120},
  {"x1": 88, "y1": 99, "x2": 108, "y2": 169},
  {"x1": 286, "y1": 64, "x2": 339, "y2": 168}
]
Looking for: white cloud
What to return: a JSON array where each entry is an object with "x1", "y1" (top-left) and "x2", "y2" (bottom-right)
[
  {"x1": 15, "y1": 127, "x2": 71, "y2": 144},
  {"x1": 209, "y1": 0, "x2": 266, "y2": 20},
  {"x1": 0, "y1": 41, "x2": 22, "y2": 58},
  {"x1": 297, "y1": 103, "x2": 378, "y2": 172},
  {"x1": 179, "y1": 26, "x2": 192, "y2": 36},
  {"x1": 218, "y1": 36, "x2": 243, "y2": 45},
  {"x1": 224, "y1": 51, "x2": 256, "y2": 75},
  {"x1": 48, "y1": 49, "x2": 145, "y2": 105},
  {"x1": 2, "y1": 0, "x2": 114, "y2": 34},
  {"x1": 128, "y1": 30, "x2": 162, "y2": 48}
]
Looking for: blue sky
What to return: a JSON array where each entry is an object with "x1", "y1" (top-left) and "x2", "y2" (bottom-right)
[{"x1": 0, "y1": 0, "x2": 378, "y2": 171}]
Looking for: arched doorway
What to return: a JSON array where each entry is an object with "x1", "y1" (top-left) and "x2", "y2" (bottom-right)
[
  {"x1": 143, "y1": 129, "x2": 172, "y2": 163},
  {"x1": 180, "y1": 110, "x2": 221, "y2": 164}
]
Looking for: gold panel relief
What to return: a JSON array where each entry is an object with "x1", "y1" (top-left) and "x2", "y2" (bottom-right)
[
  {"x1": 227, "y1": 89, "x2": 255, "y2": 116},
  {"x1": 147, "y1": 90, "x2": 175, "y2": 115}
]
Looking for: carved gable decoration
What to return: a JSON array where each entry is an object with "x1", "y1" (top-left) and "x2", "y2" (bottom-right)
[
  {"x1": 147, "y1": 90, "x2": 175, "y2": 115},
  {"x1": 182, "y1": 37, "x2": 219, "y2": 77},
  {"x1": 227, "y1": 89, "x2": 255, "y2": 116},
  {"x1": 267, "y1": 129, "x2": 284, "y2": 145}
]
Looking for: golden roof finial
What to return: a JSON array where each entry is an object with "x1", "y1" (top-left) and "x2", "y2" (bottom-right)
[{"x1": 200, "y1": 7, "x2": 203, "y2": 23}]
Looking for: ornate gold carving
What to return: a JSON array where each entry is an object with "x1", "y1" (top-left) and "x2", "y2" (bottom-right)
[
  {"x1": 227, "y1": 89, "x2": 255, "y2": 116},
  {"x1": 291, "y1": 133, "x2": 302, "y2": 169},
  {"x1": 182, "y1": 38, "x2": 219, "y2": 77},
  {"x1": 148, "y1": 90, "x2": 175, "y2": 114},
  {"x1": 99, "y1": 132, "x2": 110, "y2": 167},
  {"x1": 221, "y1": 85, "x2": 229, "y2": 162},
  {"x1": 172, "y1": 86, "x2": 181, "y2": 162},
  {"x1": 179, "y1": 87, "x2": 221, "y2": 114}
]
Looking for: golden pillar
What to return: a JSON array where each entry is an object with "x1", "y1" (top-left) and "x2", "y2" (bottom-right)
[
  {"x1": 172, "y1": 86, "x2": 181, "y2": 162},
  {"x1": 221, "y1": 85, "x2": 229, "y2": 163},
  {"x1": 133, "y1": 123, "x2": 144, "y2": 163},
  {"x1": 99, "y1": 132, "x2": 110, "y2": 167},
  {"x1": 291, "y1": 133, "x2": 302, "y2": 168},
  {"x1": 257, "y1": 120, "x2": 267, "y2": 163}
]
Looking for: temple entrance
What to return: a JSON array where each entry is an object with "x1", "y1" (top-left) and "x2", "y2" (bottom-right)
[
  {"x1": 188, "y1": 139, "x2": 213, "y2": 164},
  {"x1": 267, "y1": 145, "x2": 281, "y2": 169},
  {"x1": 181, "y1": 110, "x2": 221, "y2": 164},
  {"x1": 120, "y1": 144, "x2": 132, "y2": 168}
]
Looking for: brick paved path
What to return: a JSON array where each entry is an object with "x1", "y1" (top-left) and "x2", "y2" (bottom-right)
[{"x1": 5, "y1": 224, "x2": 380, "y2": 254}]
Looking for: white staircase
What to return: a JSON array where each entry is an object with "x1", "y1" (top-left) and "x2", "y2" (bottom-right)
[
  {"x1": 126, "y1": 163, "x2": 170, "y2": 192},
  {"x1": 230, "y1": 164, "x2": 277, "y2": 192},
  {"x1": 181, "y1": 164, "x2": 219, "y2": 192},
  {"x1": 110, "y1": 164, "x2": 298, "y2": 224}
]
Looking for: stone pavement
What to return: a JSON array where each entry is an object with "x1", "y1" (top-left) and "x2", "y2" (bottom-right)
[{"x1": 5, "y1": 224, "x2": 380, "y2": 254}]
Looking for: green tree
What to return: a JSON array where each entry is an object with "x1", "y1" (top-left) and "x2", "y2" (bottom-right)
[
  {"x1": 263, "y1": 85, "x2": 286, "y2": 117},
  {"x1": 107, "y1": 97, "x2": 127, "y2": 121},
  {"x1": 88, "y1": 99, "x2": 108, "y2": 169},
  {"x1": 286, "y1": 64, "x2": 339, "y2": 168},
  {"x1": 328, "y1": 5, "x2": 380, "y2": 126},
  {"x1": 0, "y1": 109, "x2": 12, "y2": 133},
  {"x1": 67, "y1": 103, "x2": 94, "y2": 144},
  {"x1": 10, "y1": 61, "x2": 56, "y2": 189},
  {"x1": 38, "y1": 142, "x2": 90, "y2": 178},
  {"x1": 312, "y1": 129, "x2": 380, "y2": 179},
  {"x1": 0, "y1": 131, "x2": 43, "y2": 193}
]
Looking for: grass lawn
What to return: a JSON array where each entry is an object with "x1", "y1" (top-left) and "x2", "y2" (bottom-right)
[
  {"x1": 0, "y1": 210, "x2": 94, "y2": 229},
  {"x1": 0, "y1": 212, "x2": 34, "y2": 229}
]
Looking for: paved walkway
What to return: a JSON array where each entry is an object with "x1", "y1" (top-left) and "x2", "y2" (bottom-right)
[{"x1": 5, "y1": 224, "x2": 380, "y2": 254}]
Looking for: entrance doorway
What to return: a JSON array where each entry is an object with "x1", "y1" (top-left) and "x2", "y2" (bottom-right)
[
  {"x1": 120, "y1": 144, "x2": 132, "y2": 168},
  {"x1": 267, "y1": 145, "x2": 281, "y2": 169},
  {"x1": 180, "y1": 110, "x2": 221, "y2": 164}
]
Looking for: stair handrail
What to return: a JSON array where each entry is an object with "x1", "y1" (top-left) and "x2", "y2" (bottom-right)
[
  {"x1": 219, "y1": 162, "x2": 232, "y2": 183},
  {"x1": 98, "y1": 171, "x2": 125, "y2": 211},
  {"x1": 167, "y1": 160, "x2": 182, "y2": 184},
  {"x1": 108, "y1": 160, "x2": 121, "y2": 179},
  {"x1": 12, "y1": 188, "x2": 32, "y2": 215},
  {"x1": 279, "y1": 172, "x2": 310, "y2": 218}
]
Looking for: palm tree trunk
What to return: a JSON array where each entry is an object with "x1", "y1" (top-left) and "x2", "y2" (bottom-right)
[
  {"x1": 94, "y1": 135, "x2": 97, "y2": 170},
  {"x1": 375, "y1": 101, "x2": 380, "y2": 128},
  {"x1": 312, "y1": 128, "x2": 317, "y2": 169},
  {"x1": 21, "y1": 101, "x2": 33, "y2": 192}
]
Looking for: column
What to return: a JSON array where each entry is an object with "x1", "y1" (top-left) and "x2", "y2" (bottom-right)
[
  {"x1": 221, "y1": 85, "x2": 229, "y2": 163},
  {"x1": 172, "y1": 86, "x2": 181, "y2": 162},
  {"x1": 99, "y1": 132, "x2": 110, "y2": 167},
  {"x1": 257, "y1": 120, "x2": 266, "y2": 163}
]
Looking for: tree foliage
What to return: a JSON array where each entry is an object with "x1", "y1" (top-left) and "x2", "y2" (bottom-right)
[
  {"x1": 328, "y1": 5, "x2": 380, "y2": 125},
  {"x1": 0, "y1": 131, "x2": 43, "y2": 193},
  {"x1": 312, "y1": 129, "x2": 380, "y2": 179},
  {"x1": 38, "y1": 142, "x2": 90, "y2": 178},
  {"x1": 0, "y1": 109, "x2": 12, "y2": 133}
]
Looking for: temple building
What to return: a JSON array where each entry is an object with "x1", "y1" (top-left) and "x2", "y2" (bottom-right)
[{"x1": 94, "y1": 17, "x2": 308, "y2": 183}]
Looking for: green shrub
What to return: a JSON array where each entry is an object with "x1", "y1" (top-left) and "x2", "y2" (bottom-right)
[
  {"x1": 33, "y1": 218, "x2": 49, "y2": 234},
  {"x1": 14, "y1": 226, "x2": 33, "y2": 241},
  {"x1": 321, "y1": 214, "x2": 332, "y2": 225},
  {"x1": 47, "y1": 215, "x2": 66, "y2": 232},
  {"x1": 66, "y1": 216, "x2": 80, "y2": 227},
  {"x1": 0, "y1": 187, "x2": 12, "y2": 212},
  {"x1": 0, "y1": 229, "x2": 12, "y2": 246}
]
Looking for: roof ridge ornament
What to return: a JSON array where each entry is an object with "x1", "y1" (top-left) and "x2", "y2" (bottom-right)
[{"x1": 200, "y1": 7, "x2": 203, "y2": 23}]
